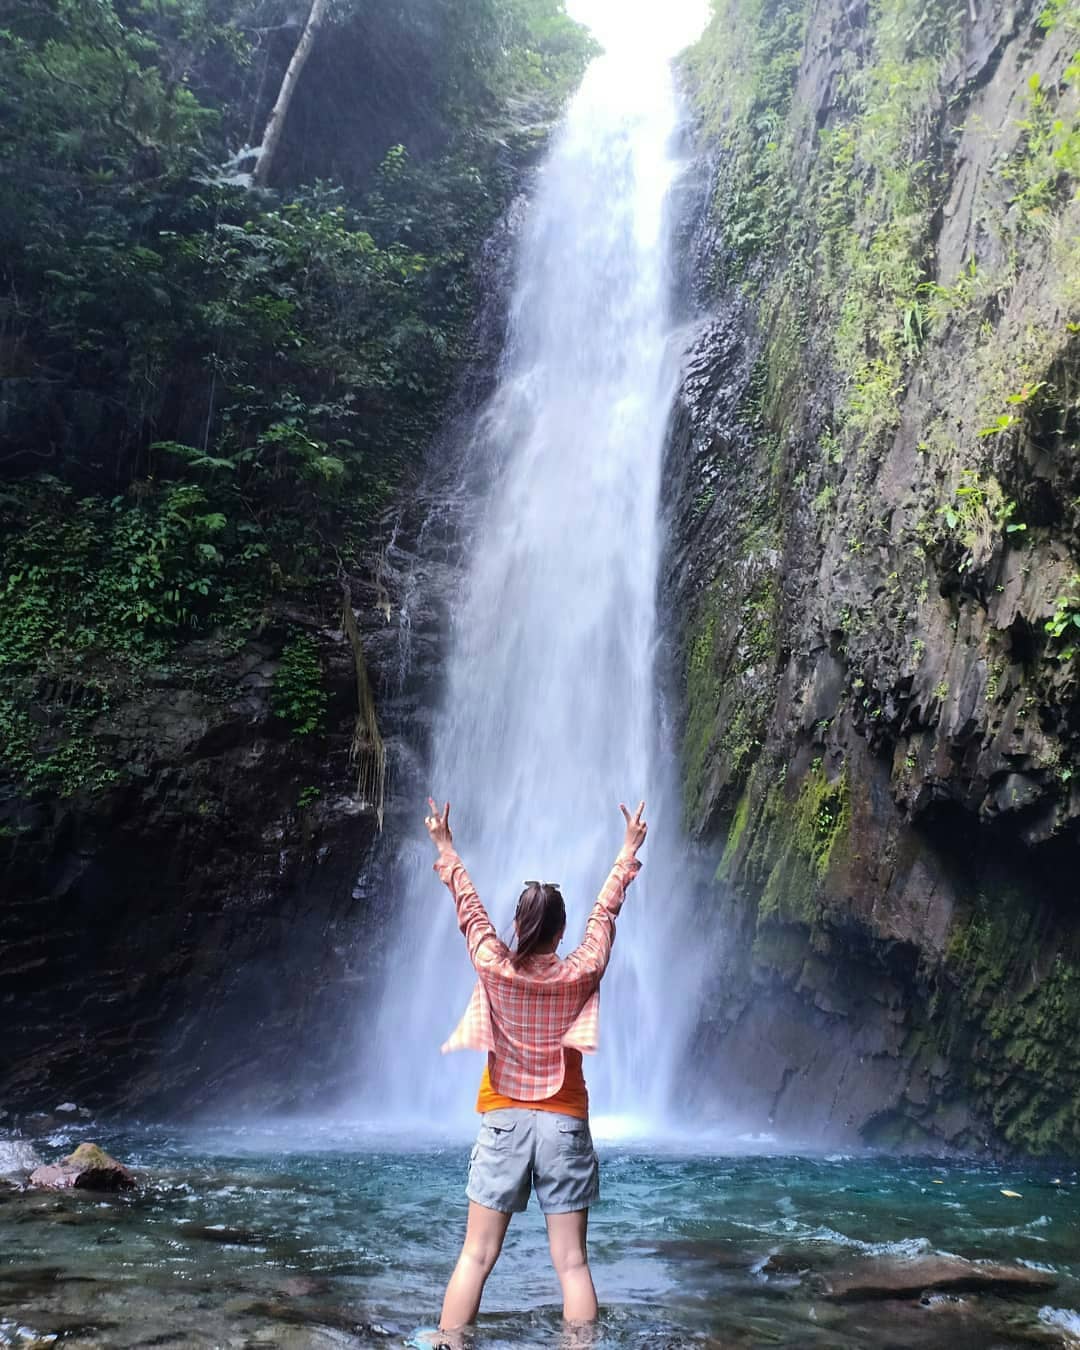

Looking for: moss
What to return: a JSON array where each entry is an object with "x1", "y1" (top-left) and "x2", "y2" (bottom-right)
[
  {"x1": 682, "y1": 600, "x2": 721, "y2": 824},
  {"x1": 759, "y1": 834, "x2": 820, "y2": 924},
  {"x1": 682, "y1": 0, "x2": 810, "y2": 283},
  {"x1": 794, "y1": 763, "x2": 851, "y2": 876},
  {"x1": 718, "y1": 789, "x2": 751, "y2": 880},
  {"x1": 685, "y1": 0, "x2": 962, "y2": 459},
  {"x1": 681, "y1": 538, "x2": 782, "y2": 827},
  {"x1": 745, "y1": 762, "x2": 851, "y2": 927},
  {"x1": 682, "y1": 0, "x2": 1080, "y2": 1159},
  {"x1": 940, "y1": 888, "x2": 1080, "y2": 1154},
  {"x1": 1003, "y1": 59, "x2": 1080, "y2": 231}
]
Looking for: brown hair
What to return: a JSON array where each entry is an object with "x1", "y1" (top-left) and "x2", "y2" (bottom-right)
[{"x1": 512, "y1": 882, "x2": 566, "y2": 968}]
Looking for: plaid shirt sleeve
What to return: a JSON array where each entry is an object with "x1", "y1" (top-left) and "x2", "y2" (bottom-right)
[
  {"x1": 562, "y1": 851, "x2": 641, "y2": 981},
  {"x1": 433, "y1": 848, "x2": 509, "y2": 969}
]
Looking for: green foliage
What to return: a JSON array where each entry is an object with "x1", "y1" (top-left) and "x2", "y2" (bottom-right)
[
  {"x1": 686, "y1": 0, "x2": 959, "y2": 448},
  {"x1": 0, "y1": 0, "x2": 594, "y2": 798},
  {"x1": 490, "y1": 0, "x2": 599, "y2": 99},
  {"x1": 0, "y1": 0, "x2": 242, "y2": 183},
  {"x1": 1, "y1": 479, "x2": 245, "y2": 660},
  {"x1": 0, "y1": 475, "x2": 253, "y2": 794},
  {"x1": 0, "y1": 696, "x2": 120, "y2": 799},
  {"x1": 1040, "y1": 0, "x2": 1080, "y2": 30},
  {"x1": 428, "y1": 0, "x2": 595, "y2": 115},
  {"x1": 935, "y1": 470, "x2": 1025, "y2": 573},
  {"x1": 683, "y1": 0, "x2": 808, "y2": 278},
  {"x1": 814, "y1": 0, "x2": 958, "y2": 448},
  {"x1": 1005, "y1": 65, "x2": 1080, "y2": 228},
  {"x1": 754, "y1": 762, "x2": 850, "y2": 925},
  {"x1": 1045, "y1": 573, "x2": 1080, "y2": 657},
  {"x1": 272, "y1": 635, "x2": 327, "y2": 736}
]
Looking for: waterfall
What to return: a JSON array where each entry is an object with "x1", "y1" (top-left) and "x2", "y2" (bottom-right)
[{"x1": 364, "y1": 2, "x2": 709, "y2": 1135}]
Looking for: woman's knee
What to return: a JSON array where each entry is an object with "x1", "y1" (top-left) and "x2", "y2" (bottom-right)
[
  {"x1": 462, "y1": 1235, "x2": 503, "y2": 1276},
  {"x1": 550, "y1": 1241, "x2": 589, "y2": 1277}
]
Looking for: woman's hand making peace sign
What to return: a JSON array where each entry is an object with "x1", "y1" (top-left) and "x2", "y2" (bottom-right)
[
  {"x1": 425, "y1": 797, "x2": 454, "y2": 854},
  {"x1": 618, "y1": 800, "x2": 647, "y2": 858}
]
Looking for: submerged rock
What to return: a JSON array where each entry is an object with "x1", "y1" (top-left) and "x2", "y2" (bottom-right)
[
  {"x1": 226, "y1": 1295, "x2": 381, "y2": 1336},
  {"x1": 22, "y1": 1113, "x2": 63, "y2": 1137},
  {"x1": 819, "y1": 1255, "x2": 1057, "y2": 1302},
  {"x1": 178, "y1": 1222, "x2": 266, "y2": 1245},
  {"x1": 28, "y1": 1142, "x2": 134, "y2": 1192}
]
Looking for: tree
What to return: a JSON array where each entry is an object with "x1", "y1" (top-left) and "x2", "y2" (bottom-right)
[{"x1": 252, "y1": 0, "x2": 328, "y2": 187}]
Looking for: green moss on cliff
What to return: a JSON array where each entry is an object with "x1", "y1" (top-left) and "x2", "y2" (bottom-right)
[
  {"x1": 718, "y1": 788, "x2": 751, "y2": 880},
  {"x1": 682, "y1": 0, "x2": 1080, "y2": 1157},
  {"x1": 689, "y1": 0, "x2": 959, "y2": 445},
  {"x1": 683, "y1": 601, "x2": 721, "y2": 824},
  {"x1": 943, "y1": 889, "x2": 1080, "y2": 1153},
  {"x1": 718, "y1": 759, "x2": 851, "y2": 929},
  {"x1": 683, "y1": 0, "x2": 809, "y2": 282},
  {"x1": 681, "y1": 543, "x2": 781, "y2": 830},
  {"x1": 756, "y1": 763, "x2": 850, "y2": 924}
]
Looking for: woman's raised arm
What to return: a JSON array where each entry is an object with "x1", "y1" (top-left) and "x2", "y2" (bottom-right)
[
  {"x1": 426, "y1": 799, "x2": 507, "y2": 969},
  {"x1": 563, "y1": 801, "x2": 646, "y2": 980}
]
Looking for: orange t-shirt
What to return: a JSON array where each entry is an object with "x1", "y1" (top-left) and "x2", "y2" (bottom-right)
[{"x1": 476, "y1": 1048, "x2": 588, "y2": 1119}]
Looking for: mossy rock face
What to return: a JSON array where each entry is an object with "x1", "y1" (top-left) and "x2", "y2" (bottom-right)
[
  {"x1": 670, "y1": 0, "x2": 1080, "y2": 1156},
  {"x1": 29, "y1": 1141, "x2": 135, "y2": 1191},
  {"x1": 937, "y1": 886, "x2": 1080, "y2": 1154},
  {"x1": 725, "y1": 760, "x2": 852, "y2": 931}
]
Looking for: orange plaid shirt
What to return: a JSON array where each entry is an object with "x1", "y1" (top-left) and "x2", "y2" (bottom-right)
[{"x1": 435, "y1": 848, "x2": 642, "y2": 1101}]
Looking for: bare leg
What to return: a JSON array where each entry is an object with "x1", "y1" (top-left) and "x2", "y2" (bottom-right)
[
  {"x1": 545, "y1": 1209, "x2": 598, "y2": 1322},
  {"x1": 439, "y1": 1200, "x2": 513, "y2": 1331}
]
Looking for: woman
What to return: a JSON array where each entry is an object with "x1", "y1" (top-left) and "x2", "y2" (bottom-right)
[{"x1": 423, "y1": 795, "x2": 647, "y2": 1332}]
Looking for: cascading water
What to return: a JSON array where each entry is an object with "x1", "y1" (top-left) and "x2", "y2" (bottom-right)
[{"x1": 366, "y1": 1, "x2": 710, "y2": 1134}]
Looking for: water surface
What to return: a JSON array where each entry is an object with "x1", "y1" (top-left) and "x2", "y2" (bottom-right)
[{"x1": 2, "y1": 1125, "x2": 1078, "y2": 1348}]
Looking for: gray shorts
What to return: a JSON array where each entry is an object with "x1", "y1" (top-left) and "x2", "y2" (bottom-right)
[{"x1": 466, "y1": 1108, "x2": 600, "y2": 1215}]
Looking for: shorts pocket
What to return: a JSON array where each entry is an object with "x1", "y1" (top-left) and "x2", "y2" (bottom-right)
[
  {"x1": 556, "y1": 1118, "x2": 591, "y2": 1153},
  {"x1": 479, "y1": 1119, "x2": 517, "y2": 1151}
]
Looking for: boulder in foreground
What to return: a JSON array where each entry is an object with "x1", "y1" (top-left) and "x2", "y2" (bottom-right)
[
  {"x1": 29, "y1": 1142, "x2": 134, "y2": 1191},
  {"x1": 820, "y1": 1255, "x2": 1056, "y2": 1301}
]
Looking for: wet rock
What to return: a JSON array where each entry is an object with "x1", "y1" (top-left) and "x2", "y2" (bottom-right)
[
  {"x1": 226, "y1": 1296, "x2": 378, "y2": 1336},
  {"x1": 178, "y1": 1222, "x2": 266, "y2": 1245},
  {"x1": 29, "y1": 1142, "x2": 134, "y2": 1192},
  {"x1": 819, "y1": 1255, "x2": 1057, "y2": 1302},
  {"x1": 760, "y1": 1250, "x2": 813, "y2": 1275},
  {"x1": 22, "y1": 1113, "x2": 62, "y2": 1138},
  {"x1": 54, "y1": 1103, "x2": 92, "y2": 1120},
  {"x1": 276, "y1": 1276, "x2": 330, "y2": 1297},
  {"x1": 817, "y1": 1293, "x2": 1066, "y2": 1349},
  {"x1": 1, "y1": 622, "x2": 382, "y2": 1121},
  {"x1": 640, "y1": 1236, "x2": 759, "y2": 1269}
]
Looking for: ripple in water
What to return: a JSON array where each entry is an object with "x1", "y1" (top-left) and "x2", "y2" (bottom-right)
[{"x1": 1, "y1": 1125, "x2": 1078, "y2": 1348}]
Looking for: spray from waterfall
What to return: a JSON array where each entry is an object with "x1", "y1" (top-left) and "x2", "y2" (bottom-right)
[{"x1": 363, "y1": 1, "x2": 710, "y2": 1135}]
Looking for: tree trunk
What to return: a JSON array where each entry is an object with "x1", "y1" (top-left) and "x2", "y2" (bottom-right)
[{"x1": 252, "y1": 0, "x2": 327, "y2": 188}]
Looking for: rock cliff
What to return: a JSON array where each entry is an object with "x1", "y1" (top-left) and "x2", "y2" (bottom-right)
[{"x1": 671, "y1": 0, "x2": 1080, "y2": 1153}]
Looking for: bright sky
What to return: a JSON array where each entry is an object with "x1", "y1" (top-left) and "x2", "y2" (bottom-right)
[{"x1": 565, "y1": 0, "x2": 711, "y2": 57}]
